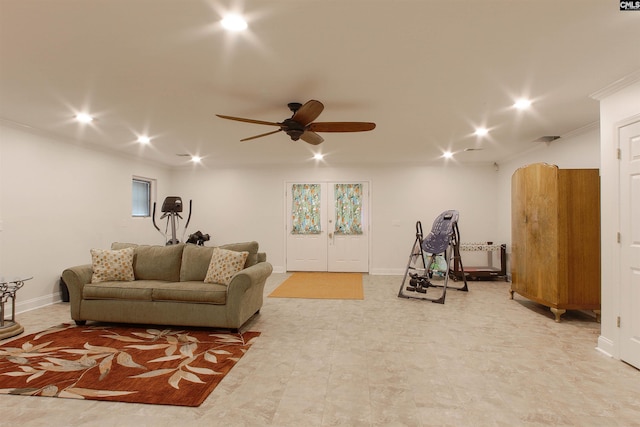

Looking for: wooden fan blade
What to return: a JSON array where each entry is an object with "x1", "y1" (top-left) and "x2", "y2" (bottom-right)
[
  {"x1": 307, "y1": 122, "x2": 376, "y2": 132},
  {"x1": 292, "y1": 100, "x2": 324, "y2": 125},
  {"x1": 300, "y1": 131, "x2": 324, "y2": 145},
  {"x1": 216, "y1": 114, "x2": 282, "y2": 127},
  {"x1": 240, "y1": 129, "x2": 283, "y2": 142}
]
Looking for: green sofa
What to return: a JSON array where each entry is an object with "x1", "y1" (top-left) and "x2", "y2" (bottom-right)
[{"x1": 61, "y1": 241, "x2": 273, "y2": 331}]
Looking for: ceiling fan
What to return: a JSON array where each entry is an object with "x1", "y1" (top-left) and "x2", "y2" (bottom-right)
[{"x1": 216, "y1": 100, "x2": 375, "y2": 145}]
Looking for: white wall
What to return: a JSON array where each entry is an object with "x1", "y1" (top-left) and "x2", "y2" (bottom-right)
[
  {"x1": 0, "y1": 123, "x2": 172, "y2": 312},
  {"x1": 172, "y1": 163, "x2": 501, "y2": 274}
]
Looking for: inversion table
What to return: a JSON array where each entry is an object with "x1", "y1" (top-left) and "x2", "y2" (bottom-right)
[{"x1": 398, "y1": 210, "x2": 468, "y2": 303}]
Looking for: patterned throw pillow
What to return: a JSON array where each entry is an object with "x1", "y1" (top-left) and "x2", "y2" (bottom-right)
[
  {"x1": 204, "y1": 247, "x2": 249, "y2": 286},
  {"x1": 90, "y1": 247, "x2": 135, "y2": 283}
]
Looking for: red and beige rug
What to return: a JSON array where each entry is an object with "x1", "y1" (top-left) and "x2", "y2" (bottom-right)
[{"x1": 0, "y1": 324, "x2": 259, "y2": 406}]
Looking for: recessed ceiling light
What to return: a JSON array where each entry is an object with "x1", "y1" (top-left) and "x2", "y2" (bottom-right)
[
  {"x1": 442, "y1": 151, "x2": 454, "y2": 159},
  {"x1": 313, "y1": 153, "x2": 324, "y2": 160},
  {"x1": 474, "y1": 127, "x2": 489, "y2": 137},
  {"x1": 137, "y1": 136, "x2": 151, "y2": 144},
  {"x1": 514, "y1": 98, "x2": 532, "y2": 110},
  {"x1": 221, "y1": 14, "x2": 247, "y2": 31},
  {"x1": 75, "y1": 113, "x2": 94, "y2": 123},
  {"x1": 191, "y1": 155, "x2": 202, "y2": 163}
]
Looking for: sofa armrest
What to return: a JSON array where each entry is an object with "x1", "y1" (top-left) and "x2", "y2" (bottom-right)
[
  {"x1": 227, "y1": 261, "x2": 273, "y2": 294},
  {"x1": 61, "y1": 264, "x2": 93, "y2": 319},
  {"x1": 226, "y1": 261, "x2": 273, "y2": 325}
]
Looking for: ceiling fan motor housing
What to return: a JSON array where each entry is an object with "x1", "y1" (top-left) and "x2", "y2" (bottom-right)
[{"x1": 281, "y1": 118, "x2": 306, "y2": 140}]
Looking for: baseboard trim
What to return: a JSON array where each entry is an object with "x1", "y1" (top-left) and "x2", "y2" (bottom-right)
[
  {"x1": 10, "y1": 292, "x2": 63, "y2": 317},
  {"x1": 370, "y1": 268, "x2": 404, "y2": 275},
  {"x1": 596, "y1": 335, "x2": 616, "y2": 359},
  {"x1": 274, "y1": 267, "x2": 405, "y2": 275},
  {"x1": 272, "y1": 265, "x2": 286, "y2": 274}
]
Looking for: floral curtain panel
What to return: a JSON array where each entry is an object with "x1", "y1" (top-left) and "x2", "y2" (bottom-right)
[
  {"x1": 334, "y1": 183, "x2": 363, "y2": 235},
  {"x1": 291, "y1": 184, "x2": 321, "y2": 234}
]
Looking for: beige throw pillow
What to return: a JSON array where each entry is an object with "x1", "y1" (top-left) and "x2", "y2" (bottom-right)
[
  {"x1": 204, "y1": 247, "x2": 249, "y2": 286},
  {"x1": 90, "y1": 247, "x2": 135, "y2": 283}
]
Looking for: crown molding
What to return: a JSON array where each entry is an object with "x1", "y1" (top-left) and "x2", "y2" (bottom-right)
[
  {"x1": 560, "y1": 121, "x2": 599, "y2": 139},
  {"x1": 590, "y1": 69, "x2": 640, "y2": 100}
]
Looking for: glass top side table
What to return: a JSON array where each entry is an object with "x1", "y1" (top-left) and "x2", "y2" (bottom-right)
[{"x1": 0, "y1": 276, "x2": 32, "y2": 340}]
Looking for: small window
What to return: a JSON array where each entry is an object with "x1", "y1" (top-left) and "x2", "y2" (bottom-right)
[{"x1": 132, "y1": 178, "x2": 152, "y2": 217}]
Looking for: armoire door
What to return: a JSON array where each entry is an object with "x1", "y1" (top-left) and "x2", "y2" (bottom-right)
[
  {"x1": 527, "y1": 164, "x2": 560, "y2": 304},
  {"x1": 512, "y1": 163, "x2": 560, "y2": 301},
  {"x1": 510, "y1": 167, "x2": 527, "y2": 289}
]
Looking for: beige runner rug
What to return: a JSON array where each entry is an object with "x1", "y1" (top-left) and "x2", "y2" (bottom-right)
[{"x1": 268, "y1": 272, "x2": 364, "y2": 300}]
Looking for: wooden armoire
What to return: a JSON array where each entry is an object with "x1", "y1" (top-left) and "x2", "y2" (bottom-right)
[{"x1": 510, "y1": 163, "x2": 601, "y2": 322}]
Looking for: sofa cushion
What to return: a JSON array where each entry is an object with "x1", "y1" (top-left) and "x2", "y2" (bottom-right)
[
  {"x1": 111, "y1": 242, "x2": 138, "y2": 250},
  {"x1": 90, "y1": 248, "x2": 135, "y2": 283},
  {"x1": 180, "y1": 244, "x2": 215, "y2": 282},
  {"x1": 82, "y1": 280, "x2": 226, "y2": 304},
  {"x1": 220, "y1": 241, "x2": 259, "y2": 267},
  {"x1": 204, "y1": 247, "x2": 249, "y2": 285},
  {"x1": 180, "y1": 241, "x2": 259, "y2": 281},
  {"x1": 83, "y1": 280, "x2": 154, "y2": 300},
  {"x1": 111, "y1": 243, "x2": 184, "y2": 281},
  {"x1": 151, "y1": 281, "x2": 227, "y2": 304}
]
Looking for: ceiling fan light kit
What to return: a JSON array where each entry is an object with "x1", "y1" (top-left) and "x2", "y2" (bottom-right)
[{"x1": 216, "y1": 100, "x2": 376, "y2": 146}]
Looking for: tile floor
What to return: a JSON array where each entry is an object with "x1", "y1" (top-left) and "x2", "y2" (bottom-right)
[{"x1": 1, "y1": 274, "x2": 639, "y2": 426}]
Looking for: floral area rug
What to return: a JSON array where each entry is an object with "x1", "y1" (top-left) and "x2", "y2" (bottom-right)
[{"x1": 0, "y1": 324, "x2": 259, "y2": 406}]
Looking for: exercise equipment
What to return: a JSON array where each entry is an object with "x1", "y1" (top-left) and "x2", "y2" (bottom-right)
[
  {"x1": 152, "y1": 196, "x2": 192, "y2": 245},
  {"x1": 186, "y1": 230, "x2": 210, "y2": 246},
  {"x1": 452, "y1": 242, "x2": 508, "y2": 281},
  {"x1": 398, "y1": 210, "x2": 468, "y2": 303}
]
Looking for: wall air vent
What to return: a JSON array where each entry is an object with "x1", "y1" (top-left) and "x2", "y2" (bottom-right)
[{"x1": 534, "y1": 136, "x2": 561, "y2": 143}]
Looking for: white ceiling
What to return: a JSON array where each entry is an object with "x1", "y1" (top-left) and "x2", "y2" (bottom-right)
[{"x1": 1, "y1": 0, "x2": 639, "y2": 168}]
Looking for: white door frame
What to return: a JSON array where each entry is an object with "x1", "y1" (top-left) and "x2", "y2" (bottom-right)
[
  {"x1": 284, "y1": 180, "x2": 371, "y2": 272},
  {"x1": 619, "y1": 118, "x2": 640, "y2": 369}
]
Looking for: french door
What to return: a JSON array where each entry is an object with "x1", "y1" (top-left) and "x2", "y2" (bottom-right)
[
  {"x1": 285, "y1": 182, "x2": 369, "y2": 272},
  {"x1": 619, "y1": 120, "x2": 640, "y2": 370}
]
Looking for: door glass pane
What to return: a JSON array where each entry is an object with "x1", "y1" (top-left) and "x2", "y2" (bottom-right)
[
  {"x1": 334, "y1": 183, "x2": 363, "y2": 235},
  {"x1": 291, "y1": 184, "x2": 321, "y2": 234}
]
